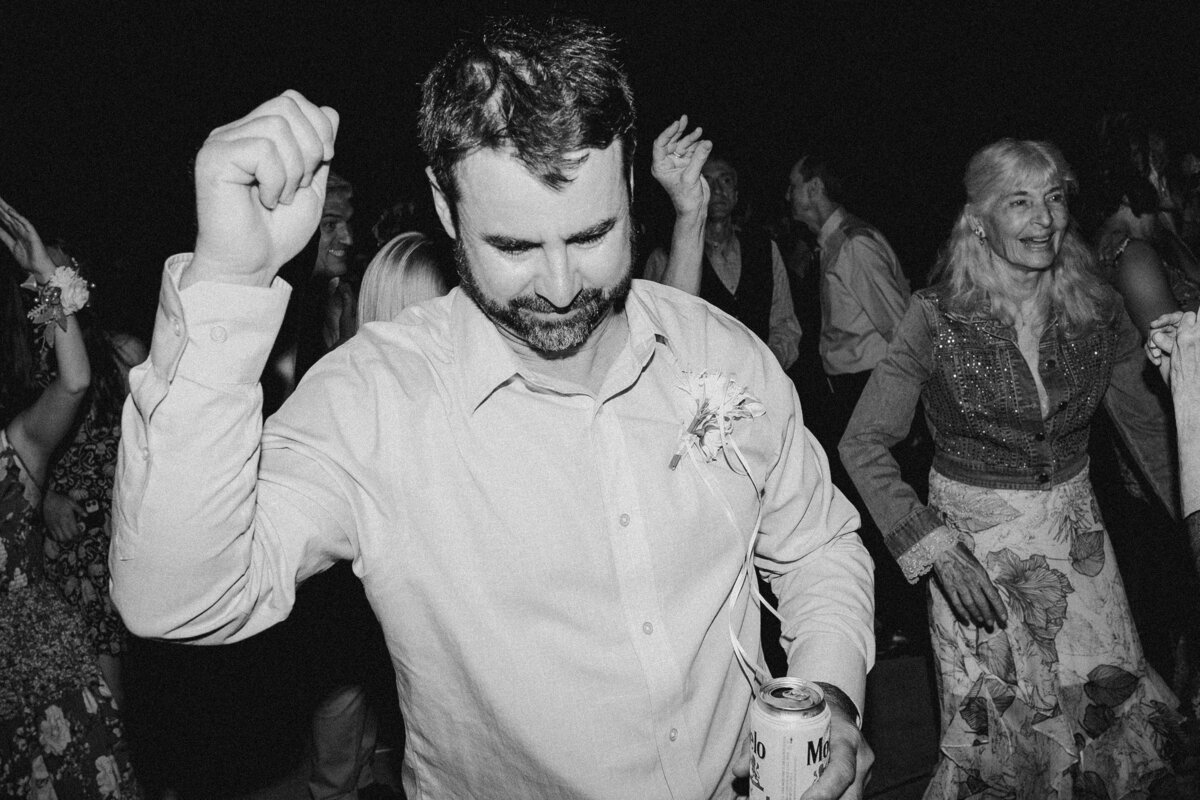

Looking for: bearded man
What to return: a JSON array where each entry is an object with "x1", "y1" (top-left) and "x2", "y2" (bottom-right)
[{"x1": 112, "y1": 16, "x2": 873, "y2": 800}]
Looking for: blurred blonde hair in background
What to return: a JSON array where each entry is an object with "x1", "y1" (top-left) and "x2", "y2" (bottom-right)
[{"x1": 357, "y1": 232, "x2": 448, "y2": 328}]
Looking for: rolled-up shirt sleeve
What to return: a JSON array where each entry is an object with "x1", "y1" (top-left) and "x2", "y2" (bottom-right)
[
  {"x1": 111, "y1": 255, "x2": 355, "y2": 643},
  {"x1": 755, "y1": 369, "x2": 874, "y2": 714}
]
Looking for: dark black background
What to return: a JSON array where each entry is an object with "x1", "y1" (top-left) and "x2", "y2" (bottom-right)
[{"x1": 4, "y1": 1, "x2": 1199, "y2": 336}]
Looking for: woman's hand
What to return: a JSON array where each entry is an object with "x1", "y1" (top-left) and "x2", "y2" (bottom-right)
[
  {"x1": 1146, "y1": 310, "x2": 1185, "y2": 383},
  {"x1": 43, "y1": 490, "x2": 85, "y2": 542},
  {"x1": 0, "y1": 195, "x2": 59, "y2": 281},
  {"x1": 651, "y1": 115, "x2": 713, "y2": 216},
  {"x1": 931, "y1": 542, "x2": 1007, "y2": 631}
]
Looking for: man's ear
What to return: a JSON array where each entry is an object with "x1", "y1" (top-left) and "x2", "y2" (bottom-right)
[{"x1": 427, "y1": 166, "x2": 458, "y2": 240}]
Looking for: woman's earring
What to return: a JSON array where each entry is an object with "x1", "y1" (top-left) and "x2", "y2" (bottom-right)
[{"x1": 972, "y1": 226, "x2": 987, "y2": 241}]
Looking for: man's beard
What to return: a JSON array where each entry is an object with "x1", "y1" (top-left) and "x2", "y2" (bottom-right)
[{"x1": 455, "y1": 233, "x2": 637, "y2": 355}]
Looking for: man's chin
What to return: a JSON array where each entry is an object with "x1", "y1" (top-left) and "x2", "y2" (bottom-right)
[{"x1": 522, "y1": 323, "x2": 595, "y2": 355}]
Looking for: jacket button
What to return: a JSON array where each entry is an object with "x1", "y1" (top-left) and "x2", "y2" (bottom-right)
[
  {"x1": 1058, "y1": 400, "x2": 1068, "y2": 410},
  {"x1": 1035, "y1": 432, "x2": 1045, "y2": 442},
  {"x1": 1038, "y1": 472, "x2": 1050, "y2": 483}
]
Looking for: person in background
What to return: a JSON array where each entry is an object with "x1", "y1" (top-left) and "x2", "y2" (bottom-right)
[
  {"x1": 110, "y1": 16, "x2": 874, "y2": 799},
  {"x1": 1095, "y1": 171, "x2": 1200, "y2": 333},
  {"x1": 841, "y1": 139, "x2": 1182, "y2": 797},
  {"x1": 645, "y1": 140, "x2": 802, "y2": 370},
  {"x1": 40, "y1": 253, "x2": 147, "y2": 712},
  {"x1": 265, "y1": 170, "x2": 358, "y2": 412},
  {"x1": 307, "y1": 234, "x2": 448, "y2": 800},
  {"x1": 786, "y1": 151, "x2": 910, "y2": 418},
  {"x1": 356, "y1": 232, "x2": 448, "y2": 326},
  {"x1": 1090, "y1": 168, "x2": 1200, "y2": 722},
  {"x1": 0, "y1": 194, "x2": 138, "y2": 799},
  {"x1": 786, "y1": 151, "x2": 919, "y2": 651}
]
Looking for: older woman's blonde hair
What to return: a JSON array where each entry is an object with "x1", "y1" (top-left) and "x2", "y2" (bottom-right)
[
  {"x1": 932, "y1": 138, "x2": 1119, "y2": 333},
  {"x1": 357, "y1": 232, "x2": 448, "y2": 328}
]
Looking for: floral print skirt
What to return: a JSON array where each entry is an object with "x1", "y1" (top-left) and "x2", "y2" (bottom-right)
[
  {"x1": 922, "y1": 467, "x2": 1181, "y2": 799},
  {"x1": 1, "y1": 582, "x2": 138, "y2": 799}
]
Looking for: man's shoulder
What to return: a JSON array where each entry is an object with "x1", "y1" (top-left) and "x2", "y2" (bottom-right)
[
  {"x1": 631, "y1": 280, "x2": 769, "y2": 345},
  {"x1": 838, "y1": 213, "x2": 889, "y2": 248},
  {"x1": 629, "y1": 281, "x2": 793, "y2": 405},
  {"x1": 316, "y1": 295, "x2": 456, "y2": 386},
  {"x1": 833, "y1": 213, "x2": 900, "y2": 270}
]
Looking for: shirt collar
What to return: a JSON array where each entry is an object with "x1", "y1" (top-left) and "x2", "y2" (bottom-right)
[
  {"x1": 452, "y1": 282, "x2": 672, "y2": 414},
  {"x1": 817, "y1": 206, "x2": 846, "y2": 249}
]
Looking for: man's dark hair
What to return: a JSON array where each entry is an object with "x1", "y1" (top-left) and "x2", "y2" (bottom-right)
[
  {"x1": 798, "y1": 151, "x2": 848, "y2": 206},
  {"x1": 418, "y1": 16, "x2": 636, "y2": 214}
]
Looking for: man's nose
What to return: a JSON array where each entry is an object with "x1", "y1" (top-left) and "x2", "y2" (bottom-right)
[
  {"x1": 340, "y1": 223, "x2": 355, "y2": 245},
  {"x1": 535, "y1": 247, "x2": 581, "y2": 309}
]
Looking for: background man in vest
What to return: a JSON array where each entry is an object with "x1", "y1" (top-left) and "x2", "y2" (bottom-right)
[{"x1": 646, "y1": 153, "x2": 802, "y2": 370}]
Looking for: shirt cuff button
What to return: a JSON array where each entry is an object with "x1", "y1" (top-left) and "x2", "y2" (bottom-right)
[{"x1": 210, "y1": 325, "x2": 228, "y2": 343}]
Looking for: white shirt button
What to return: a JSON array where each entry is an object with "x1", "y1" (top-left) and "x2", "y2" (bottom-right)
[
  {"x1": 669, "y1": 728, "x2": 678, "y2": 741},
  {"x1": 170, "y1": 317, "x2": 182, "y2": 336},
  {"x1": 619, "y1": 513, "x2": 630, "y2": 527},
  {"x1": 210, "y1": 325, "x2": 228, "y2": 343},
  {"x1": 642, "y1": 622, "x2": 653, "y2": 635},
  {"x1": 141, "y1": 447, "x2": 150, "y2": 460}
]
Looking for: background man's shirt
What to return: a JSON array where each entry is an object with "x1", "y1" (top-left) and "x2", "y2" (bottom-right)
[{"x1": 817, "y1": 208, "x2": 910, "y2": 376}]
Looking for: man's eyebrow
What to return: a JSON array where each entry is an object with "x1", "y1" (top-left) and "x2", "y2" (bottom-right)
[
  {"x1": 482, "y1": 217, "x2": 618, "y2": 250},
  {"x1": 483, "y1": 233, "x2": 538, "y2": 250},
  {"x1": 565, "y1": 217, "x2": 617, "y2": 244}
]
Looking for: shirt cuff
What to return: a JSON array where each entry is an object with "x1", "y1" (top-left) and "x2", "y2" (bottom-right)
[
  {"x1": 150, "y1": 253, "x2": 292, "y2": 387},
  {"x1": 895, "y1": 525, "x2": 960, "y2": 584},
  {"x1": 883, "y1": 505, "x2": 945, "y2": 572}
]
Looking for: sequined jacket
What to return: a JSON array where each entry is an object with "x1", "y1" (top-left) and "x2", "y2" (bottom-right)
[{"x1": 839, "y1": 287, "x2": 1177, "y2": 572}]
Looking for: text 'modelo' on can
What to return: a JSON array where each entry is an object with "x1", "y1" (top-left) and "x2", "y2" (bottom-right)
[{"x1": 748, "y1": 677, "x2": 831, "y2": 799}]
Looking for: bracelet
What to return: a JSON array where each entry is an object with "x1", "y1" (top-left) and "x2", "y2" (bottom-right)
[
  {"x1": 27, "y1": 263, "x2": 91, "y2": 345},
  {"x1": 813, "y1": 681, "x2": 861, "y2": 728}
]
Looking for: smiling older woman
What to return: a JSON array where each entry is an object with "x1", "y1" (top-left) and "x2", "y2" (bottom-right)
[{"x1": 840, "y1": 139, "x2": 1182, "y2": 797}]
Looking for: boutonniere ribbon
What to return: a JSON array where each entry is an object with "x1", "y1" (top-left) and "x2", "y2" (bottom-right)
[
  {"x1": 670, "y1": 369, "x2": 780, "y2": 688},
  {"x1": 669, "y1": 370, "x2": 766, "y2": 470}
]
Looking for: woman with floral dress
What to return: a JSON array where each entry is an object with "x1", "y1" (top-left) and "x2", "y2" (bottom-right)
[
  {"x1": 41, "y1": 304, "x2": 146, "y2": 710},
  {"x1": 0, "y1": 196, "x2": 137, "y2": 798},
  {"x1": 840, "y1": 140, "x2": 1181, "y2": 797}
]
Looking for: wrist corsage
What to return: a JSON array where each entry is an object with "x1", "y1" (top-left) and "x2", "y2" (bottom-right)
[
  {"x1": 670, "y1": 370, "x2": 766, "y2": 470},
  {"x1": 27, "y1": 264, "x2": 91, "y2": 345}
]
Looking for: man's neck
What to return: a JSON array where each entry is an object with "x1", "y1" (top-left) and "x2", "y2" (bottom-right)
[
  {"x1": 705, "y1": 215, "x2": 737, "y2": 249},
  {"x1": 813, "y1": 202, "x2": 841, "y2": 235},
  {"x1": 504, "y1": 310, "x2": 628, "y2": 396}
]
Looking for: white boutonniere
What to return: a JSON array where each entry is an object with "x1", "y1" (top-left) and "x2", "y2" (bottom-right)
[{"x1": 669, "y1": 370, "x2": 766, "y2": 470}]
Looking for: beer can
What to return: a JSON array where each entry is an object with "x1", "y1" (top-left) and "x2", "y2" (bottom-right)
[{"x1": 748, "y1": 678, "x2": 831, "y2": 799}]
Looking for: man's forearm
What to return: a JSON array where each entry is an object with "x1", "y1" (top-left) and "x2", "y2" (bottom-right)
[{"x1": 658, "y1": 206, "x2": 706, "y2": 295}]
